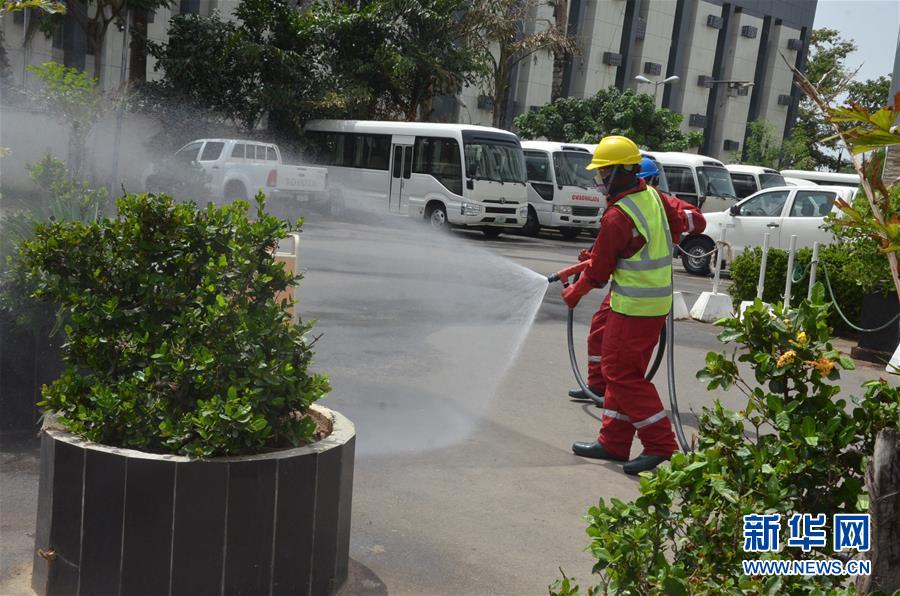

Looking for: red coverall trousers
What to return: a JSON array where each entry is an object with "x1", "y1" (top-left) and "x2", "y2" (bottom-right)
[{"x1": 590, "y1": 301, "x2": 678, "y2": 459}]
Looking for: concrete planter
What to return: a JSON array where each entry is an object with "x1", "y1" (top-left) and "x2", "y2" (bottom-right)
[{"x1": 32, "y1": 405, "x2": 355, "y2": 596}]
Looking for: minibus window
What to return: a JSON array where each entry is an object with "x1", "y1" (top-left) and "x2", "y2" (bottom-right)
[
  {"x1": 697, "y1": 166, "x2": 737, "y2": 198},
  {"x1": 759, "y1": 172, "x2": 786, "y2": 189},
  {"x1": 464, "y1": 142, "x2": 525, "y2": 184},
  {"x1": 524, "y1": 151, "x2": 552, "y2": 183}
]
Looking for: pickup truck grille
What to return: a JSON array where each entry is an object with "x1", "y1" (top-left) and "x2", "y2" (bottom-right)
[
  {"x1": 572, "y1": 206, "x2": 600, "y2": 217},
  {"x1": 485, "y1": 207, "x2": 517, "y2": 214}
]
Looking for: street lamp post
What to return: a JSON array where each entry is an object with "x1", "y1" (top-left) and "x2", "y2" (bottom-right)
[{"x1": 634, "y1": 74, "x2": 680, "y2": 106}]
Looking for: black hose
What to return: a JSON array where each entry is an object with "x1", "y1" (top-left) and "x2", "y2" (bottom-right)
[{"x1": 566, "y1": 306, "x2": 665, "y2": 407}]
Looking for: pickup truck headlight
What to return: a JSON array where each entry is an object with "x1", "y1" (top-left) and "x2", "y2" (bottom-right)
[
  {"x1": 461, "y1": 202, "x2": 482, "y2": 216},
  {"x1": 553, "y1": 204, "x2": 572, "y2": 214},
  {"x1": 518, "y1": 206, "x2": 528, "y2": 218}
]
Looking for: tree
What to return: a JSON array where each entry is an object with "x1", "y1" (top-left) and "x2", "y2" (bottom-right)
[
  {"x1": 513, "y1": 87, "x2": 703, "y2": 151},
  {"x1": 792, "y1": 28, "x2": 858, "y2": 171},
  {"x1": 27, "y1": 62, "x2": 103, "y2": 178},
  {"x1": 465, "y1": 0, "x2": 578, "y2": 128},
  {"x1": 738, "y1": 119, "x2": 814, "y2": 169},
  {"x1": 847, "y1": 75, "x2": 892, "y2": 110}
]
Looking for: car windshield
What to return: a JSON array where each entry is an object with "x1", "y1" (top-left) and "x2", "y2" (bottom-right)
[
  {"x1": 553, "y1": 151, "x2": 594, "y2": 188},
  {"x1": 697, "y1": 166, "x2": 736, "y2": 198},
  {"x1": 759, "y1": 173, "x2": 786, "y2": 189},
  {"x1": 464, "y1": 142, "x2": 526, "y2": 183}
]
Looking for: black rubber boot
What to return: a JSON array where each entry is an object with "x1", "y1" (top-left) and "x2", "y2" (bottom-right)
[
  {"x1": 623, "y1": 453, "x2": 670, "y2": 475},
  {"x1": 572, "y1": 441, "x2": 626, "y2": 461},
  {"x1": 568, "y1": 388, "x2": 604, "y2": 406}
]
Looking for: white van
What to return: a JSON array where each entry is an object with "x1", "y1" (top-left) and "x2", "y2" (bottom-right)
[
  {"x1": 780, "y1": 169, "x2": 860, "y2": 190},
  {"x1": 650, "y1": 152, "x2": 737, "y2": 212},
  {"x1": 566, "y1": 144, "x2": 671, "y2": 195},
  {"x1": 303, "y1": 120, "x2": 528, "y2": 237},
  {"x1": 520, "y1": 141, "x2": 604, "y2": 239},
  {"x1": 725, "y1": 164, "x2": 786, "y2": 198}
]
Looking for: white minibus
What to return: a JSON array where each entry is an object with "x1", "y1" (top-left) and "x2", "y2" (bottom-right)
[
  {"x1": 302, "y1": 120, "x2": 529, "y2": 237},
  {"x1": 649, "y1": 152, "x2": 737, "y2": 212},
  {"x1": 725, "y1": 164, "x2": 786, "y2": 198},
  {"x1": 780, "y1": 169, "x2": 860, "y2": 190},
  {"x1": 520, "y1": 141, "x2": 605, "y2": 239}
]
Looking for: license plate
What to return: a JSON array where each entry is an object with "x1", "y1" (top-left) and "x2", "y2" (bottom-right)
[{"x1": 496, "y1": 217, "x2": 506, "y2": 224}]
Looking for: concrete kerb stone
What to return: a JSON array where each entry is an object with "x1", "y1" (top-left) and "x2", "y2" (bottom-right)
[
  {"x1": 690, "y1": 291, "x2": 734, "y2": 323},
  {"x1": 673, "y1": 291, "x2": 690, "y2": 320}
]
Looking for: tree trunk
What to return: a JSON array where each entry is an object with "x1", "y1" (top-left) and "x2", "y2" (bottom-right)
[
  {"x1": 492, "y1": 61, "x2": 509, "y2": 129},
  {"x1": 92, "y1": 34, "x2": 104, "y2": 85},
  {"x1": 129, "y1": 8, "x2": 148, "y2": 84},
  {"x1": 856, "y1": 429, "x2": 900, "y2": 593}
]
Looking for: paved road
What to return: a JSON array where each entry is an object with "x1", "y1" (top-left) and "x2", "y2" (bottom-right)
[{"x1": 0, "y1": 211, "x2": 892, "y2": 595}]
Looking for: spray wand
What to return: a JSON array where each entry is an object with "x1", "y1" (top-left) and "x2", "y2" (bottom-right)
[{"x1": 546, "y1": 261, "x2": 589, "y2": 286}]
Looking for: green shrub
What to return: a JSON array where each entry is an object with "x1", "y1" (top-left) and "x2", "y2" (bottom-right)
[
  {"x1": 728, "y1": 241, "x2": 890, "y2": 337},
  {"x1": 551, "y1": 288, "x2": 900, "y2": 595},
  {"x1": 15, "y1": 192, "x2": 329, "y2": 457}
]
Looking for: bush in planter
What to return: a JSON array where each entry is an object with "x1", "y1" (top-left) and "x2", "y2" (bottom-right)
[
  {"x1": 15, "y1": 191, "x2": 330, "y2": 456},
  {"x1": 551, "y1": 289, "x2": 900, "y2": 595}
]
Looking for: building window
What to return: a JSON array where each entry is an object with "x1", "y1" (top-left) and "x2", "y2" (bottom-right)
[
  {"x1": 707, "y1": 15, "x2": 723, "y2": 29},
  {"x1": 741, "y1": 25, "x2": 758, "y2": 39},
  {"x1": 643, "y1": 62, "x2": 662, "y2": 76},
  {"x1": 787, "y1": 38, "x2": 803, "y2": 51},
  {"x1": 723, "y1": 140, "x2": 740, "y2": 152},
  {"x1": 697, "y1": 75, "x2": 713, "y2": 88},
  {"x1": 602, "y1": 52, "x2": 623, "y2": 66},
  {"x1": 777, "y1": 94, "x2": 792, "y2": 106}
]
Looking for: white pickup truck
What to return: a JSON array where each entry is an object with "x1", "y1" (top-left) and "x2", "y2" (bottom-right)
[{"x1": 144, "y1": 138, "x2": 328, "y2": 203}]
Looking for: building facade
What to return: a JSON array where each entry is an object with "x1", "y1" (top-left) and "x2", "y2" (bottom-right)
[
  {"x1": 456, "y1": 0, "x2": 816, "y2": 161},
  {"x1": 1, "y1": 0, "x2": 817, "y2": 161}
]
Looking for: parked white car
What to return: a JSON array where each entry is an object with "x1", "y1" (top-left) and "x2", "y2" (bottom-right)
[
  {"x1": 144, "y1": 139, "x2": 328, "y2": 203},
  {"x1": 678, "y1": 185, "x2": 856, "y2": 275}
]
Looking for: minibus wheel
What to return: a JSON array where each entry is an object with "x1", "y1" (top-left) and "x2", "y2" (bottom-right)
[
  {"x1": 482, "y1": 228, "x2": 502, "y2": 239},
  {"x1": 522, "y1": 206, "x2": 540, "y2": 237},
  {"x1": 560, "y1": 228, "x2": 580, "y2": 241},
  {"x1": 426, "y1": 203, "x2": 448, "y2": 230}
]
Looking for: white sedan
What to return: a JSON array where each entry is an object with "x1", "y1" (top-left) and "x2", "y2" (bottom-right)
[{"x1": 677, "y1": 185, "x2": 856, "y2": 276}]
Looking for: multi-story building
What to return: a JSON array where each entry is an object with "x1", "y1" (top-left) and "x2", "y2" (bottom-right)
[
  {"x1": 1, "y1": 0, "x2": 816, "y2": 161},
  {"x1": 456, "y1": 0, "x2": 816, "y2": 161}
]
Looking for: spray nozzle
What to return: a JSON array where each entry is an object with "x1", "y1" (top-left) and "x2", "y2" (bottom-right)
[{"x1": 548, "y1": 261, "x2": 589, "y2": 286}]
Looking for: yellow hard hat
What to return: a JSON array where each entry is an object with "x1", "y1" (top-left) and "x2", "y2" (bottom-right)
[{"x1": 586, "y1": 136, "x2": 642, "y2": 170}]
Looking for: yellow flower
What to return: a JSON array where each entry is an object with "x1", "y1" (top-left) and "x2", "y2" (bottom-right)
[
  {"x1": 777, "y1": 350, "x2": 797, "y2": 368},
  {"x1": 796, "y1": 331, "x2": 807, "y2": 344},
  {"x1": 805, "y1": 357, "x2": 835, "y2": 376}
]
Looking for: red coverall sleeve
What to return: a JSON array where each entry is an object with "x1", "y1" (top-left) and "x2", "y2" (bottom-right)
[
  {"x1": 659, "y1": 191, "x2": 706, "y2": 236},
  {"x1": 583, "y1": 207, "x2": 634, "y2": 287}
]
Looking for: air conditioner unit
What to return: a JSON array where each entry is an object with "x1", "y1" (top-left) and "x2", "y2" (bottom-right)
[
  {"x1": 724, "y1": 140, "x2": 740, "y2": 151},
  {"x1": 777, "y1": 94, "x2": 792, "y2": 106},
  {"x1": 602, "y1": 52, "x2": 623, "y2": 66},
  {"x1": 697, "y1": 75, "x2": 713, "y2": 88},
  {"x1": 689, "y1": 114, "x2": 707, "y2": 127},
  {"x1": 477, "y1": 95, "x2": 494, "y2": 111},
  {"x1": 707, "y1": 14, "x2": 723, "y2": 29},
  {"x1": 787, "y1": 38, "x2": 803, "y2": 51},
  {"x1": 741, "y1": 25, "x2": 758, "y2": 39},
  {"x1": 635, "y1": 17, "x2": 647, "y2": 41},
  {"x1": 643, "y1": 62, "x2": 662, "y2": 76}
]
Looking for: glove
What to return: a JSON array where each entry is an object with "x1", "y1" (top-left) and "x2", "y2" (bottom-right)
[
  {"x1": 562, "y1": 274, "x2": 594, "y2": 309},
  {"x1": 577, "y1": 249, "x2": 591, "y2": 262}
]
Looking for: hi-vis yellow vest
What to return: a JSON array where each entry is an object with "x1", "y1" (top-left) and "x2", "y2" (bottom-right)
[{"x1": 609, "y1": 187, "x2": 673, "y2": 316}]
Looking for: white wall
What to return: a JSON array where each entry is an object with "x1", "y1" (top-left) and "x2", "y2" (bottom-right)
[
  {"x1": 629, "y1": 0, "x2": 677, "y2": 107},
  {"x1": 757, "y1": 23, "x2": 801, "y2": 138},
  {"x1": 568, "y1": 0, "x2": 627, "y2": 98},
  {"x1": 678, "y1": 0, "x2": 720, "y2": 139},
  {"x1": 710, "y1": 11, "x2": 763, "y2": 160}
]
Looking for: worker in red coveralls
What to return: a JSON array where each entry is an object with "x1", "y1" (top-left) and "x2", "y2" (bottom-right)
[{"x1": 562, "y1": 139, "x2": 705, "y2": 474}]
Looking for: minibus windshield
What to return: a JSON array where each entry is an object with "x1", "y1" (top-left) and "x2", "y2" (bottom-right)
[
  {"x1": 464, "y1": 141, "x2": 526, "y2": 184},
  {"x1": 697, "y1": 166, "x2": 737, "y2": 198},
  {"x1": 554, "y1": 151, "x2": 595, "y2": 188}
]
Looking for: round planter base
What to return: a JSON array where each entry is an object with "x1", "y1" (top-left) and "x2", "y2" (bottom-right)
[{"x1": 32, "y1": 405, "x2": 355, "y2": 596}]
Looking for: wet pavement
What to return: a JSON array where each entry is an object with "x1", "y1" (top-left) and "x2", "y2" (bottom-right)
[{"x1": 1, "y1": 203, "x2": 895, "y2": 595}]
